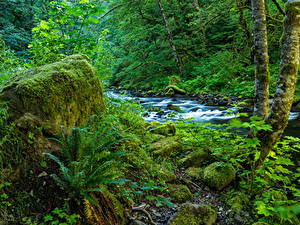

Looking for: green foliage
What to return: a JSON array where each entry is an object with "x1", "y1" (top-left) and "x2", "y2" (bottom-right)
[
  {"x1": 176, "y1": 115, "x2": 299, "y2": 224},
  {"x1": 0, "y1": 182, "x2": 12, "y2": 210},
  {"x1": 29, "y1": 0, "x2": 113, "y2": 80},
  {"x1": 250, "y1": 137, "x2": 300, "y2": 224},
  {"x1": 45, "y1": 127, "x2": 126, "y2": 205},
  {"x1": 0, "y1": 0, "x2": 49, "y2": 55},
  {"x1": 0, "y1": 45, "x2": 22, "y2": 87},
  {"x1": 22, "y1": 207, "x2": 80, "y2": 225}
]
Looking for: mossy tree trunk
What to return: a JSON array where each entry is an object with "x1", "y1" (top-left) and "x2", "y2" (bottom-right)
[
  {"x1": 254, "y1": 0, "x2": 300, "y2": 169},
  {"x1": 236, "y1": 0, "x2": 252, "y2": 48},
  {"x1": 251, "y1": 0, "x2": 270, "y2": 119}
]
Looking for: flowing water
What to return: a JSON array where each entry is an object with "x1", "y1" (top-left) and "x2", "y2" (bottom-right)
[{"x1": 106, "y1": 90, "x2": 300, "y2": 137}]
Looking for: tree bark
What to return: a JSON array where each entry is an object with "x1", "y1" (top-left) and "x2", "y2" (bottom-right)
[
  {"x1": 251, "y1": 0, "x2": 270, "y2": 119},
  {"x1": 157, "y1": 0, "x2": 184, "y2": 76},
  {"x1": 255, "y1": 0, "x2": 300, "y2": 169},
  {"x1": 236, "y1": 0, "x2": 252, "y2": 48}
]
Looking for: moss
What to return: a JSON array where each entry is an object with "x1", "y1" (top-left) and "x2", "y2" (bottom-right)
[
  {"x1": 151, "y1": 136, "x2": 183, "y2": 156},
  {"x1": 168, "y1": 184, "x2": 193, "y2": 203},
  {"x1": 167, "y1": 104, "x2": 184, "y2": 112},
  {"x1": 0, "y1": 54, "x2": 105, "y2": 132},
  {"x1": 179, "y1": 149, "x2": 209, "y2": 167},
  {"x1": 203, "y1": 162, "x2": 236, "y2": 191},
  {"x1": 227, "y1": 192, "x2": 249, "y2": 213},
  {"x1": 165, "y1": 85, "x2": 186, "y2": 96},
  {"x1": 169, "y1": 203, "x2": 217, "y2": 225},
  {"x1": 148, "y1": 121, "x2": 176, "y2": 136},
  {"x1": 84, "y1": 189, "x2": 126, "y2": 225},
  {"x1": 186, "y1": 167, "x2": 204, "y2": 180}
]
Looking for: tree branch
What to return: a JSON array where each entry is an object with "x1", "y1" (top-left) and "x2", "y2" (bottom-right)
[
  {"x1": 271, "y1": 0, "x2": 285, "y2": 15},
  {"x1": 100, "y1": 4, "x2": 126, "y2": 19}
]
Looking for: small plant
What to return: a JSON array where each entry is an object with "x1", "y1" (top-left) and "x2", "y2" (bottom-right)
[
  {"x1": 22, "y1": 207, "x2": 80, "y2": 225},
  {"x1": 0, "y1": 182, "x2": 11, "y2": 209},
  {"x1": 44, "y1": 127, "x2": 126, "y2": 204}
]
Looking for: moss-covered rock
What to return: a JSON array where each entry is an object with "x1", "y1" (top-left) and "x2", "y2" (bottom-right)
[
  {"x1": 179, "y1": 149, "x2": 209, "y2": 167},
  {"x1": 227, "y1": 192, "x2": 249, "y2": 213},
  {"x1": 0, "y1": 54, "x2": 105, "y2": 132},
  {"x1": 168, "y1": 203, "x2": 217, "y2": 225},
  {"x1": 168, "y1": 184, "x2": 193, "y2": 203},
  {"x1": 151, "y1": 136, "x2": 183, "y2": 156},
  {"x1": 167, "y1": 104, "x2": 184, "y2": 112},
  {"x1": 148, "y1": 121, "x2": 176, "y2": 136},
  {"x1": 186, "y1": 167, "x2": 204, "y2": 180},
  {"x1": 203, "y1": 162, "x2": 236, "y2": 191},
  {"x1": 165, "y1": 85, "x2": 186, "y2": 96}
]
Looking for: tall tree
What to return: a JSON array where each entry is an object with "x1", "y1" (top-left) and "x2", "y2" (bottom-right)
[
  {"x1": 254, "y1": 0, "x2": 300, "y2": 169},
  {"x1": 157, "y1": 0, "x2": 184, "y2": 76},
  {"x1": 251, "y1": 0, "x2": 270, "y2": 119}
]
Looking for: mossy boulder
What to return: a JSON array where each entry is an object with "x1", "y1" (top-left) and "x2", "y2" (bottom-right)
[
  {"x1": 179, "y1": 149, "x2": 209, "y2": 167},
  {"x1": 168, "y1": 203, "x2": 217, "y2": 225},
  {"x1": 203, "y1": 162, "x2": 236, "y2": 191},
  {"x1": 167, "y1": 104, "x2": 184, "y2": 112},
  {"x1": 168, "y1": 184, "x2": 193, "y2": 203},
  {"x1": 227, "y1": 192, "x2": 249, "y2": 213},
  {"x1": 186, "y1": 167, "x2": 204, "y2": 180},
  {"x1": 165, "y1": 85, "x2": 186, "y2": 96},
  {"x1": 148, "y1": 121, "x2": 176, "y2": 136},
  {"x1": 0, "y1": 54, "x2": 105, "y2": 132},
  {"x1": 151, "y1": 136, "x2": 183, "y2": 156}
]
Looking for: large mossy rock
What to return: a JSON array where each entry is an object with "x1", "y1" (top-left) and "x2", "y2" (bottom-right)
[
  {"x1": 168, "y1": 203, "x2": 217, "y2": 225},
  {"x1": 203, "y1": 162, "x2": 236, "y2": 191},
  {"x1": 0, "y1": 54, "x2": 105, "y2": 131}
]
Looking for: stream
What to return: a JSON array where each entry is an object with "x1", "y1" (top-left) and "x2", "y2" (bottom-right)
[{"x1": 106, "y1": 90, "x2": 300, "y2": 138}]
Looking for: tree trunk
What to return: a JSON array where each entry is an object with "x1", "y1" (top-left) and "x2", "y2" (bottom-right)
[
  {"x1": 255, "y1": 0, "x2": 300, "y2": 169},
  {"x1": 251, "y1": 0, "x2": 270, "y2": 119},
  {"x1": 236, "y1": 0, "x2": 252, "y2": 48},
  {"x1": 157, "y1": 0, "x2": 184, "y2": 76}
]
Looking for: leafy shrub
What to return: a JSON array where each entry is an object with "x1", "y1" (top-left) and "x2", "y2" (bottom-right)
[
  {"x1": 176, "y1": 115, "x2": 300, "y2": 224},
  {"x1": 22, "y1": 207, "x2": 80, "y2": 225}
]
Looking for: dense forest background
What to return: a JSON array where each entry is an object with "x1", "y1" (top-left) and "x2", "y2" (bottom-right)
[{"x1": 1, "y1": 0, "x2": 298, "y2": 98}]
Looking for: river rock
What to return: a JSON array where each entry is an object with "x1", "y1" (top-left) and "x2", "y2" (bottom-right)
[
  {"x1": 168, "y1": 184, "x2": 193, "y2": 203},
  {"x1": 0, "y1": 54, "x2": 105, "y2": 132},
  {"x1": 179, "y1": 149, "x2": 209, "y2": 167},
  {"x1": 203, "y1": 162, "x2": 236, "y2": 190},
  {"x1": 168, "y1": 203, "x2": 217, "y2": 225}
]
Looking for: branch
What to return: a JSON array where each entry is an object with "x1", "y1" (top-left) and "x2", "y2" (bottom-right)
[
  {"x1": 100, "y1": 4, "x2": 126, "y2": 19},
  {"x1": 271, "y1": 0, "x2": 285, "y2": 15}
]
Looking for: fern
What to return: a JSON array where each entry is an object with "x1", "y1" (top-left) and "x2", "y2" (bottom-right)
[{"x1": 44, "y1": 127, "x2": 127, "y2": 205}]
